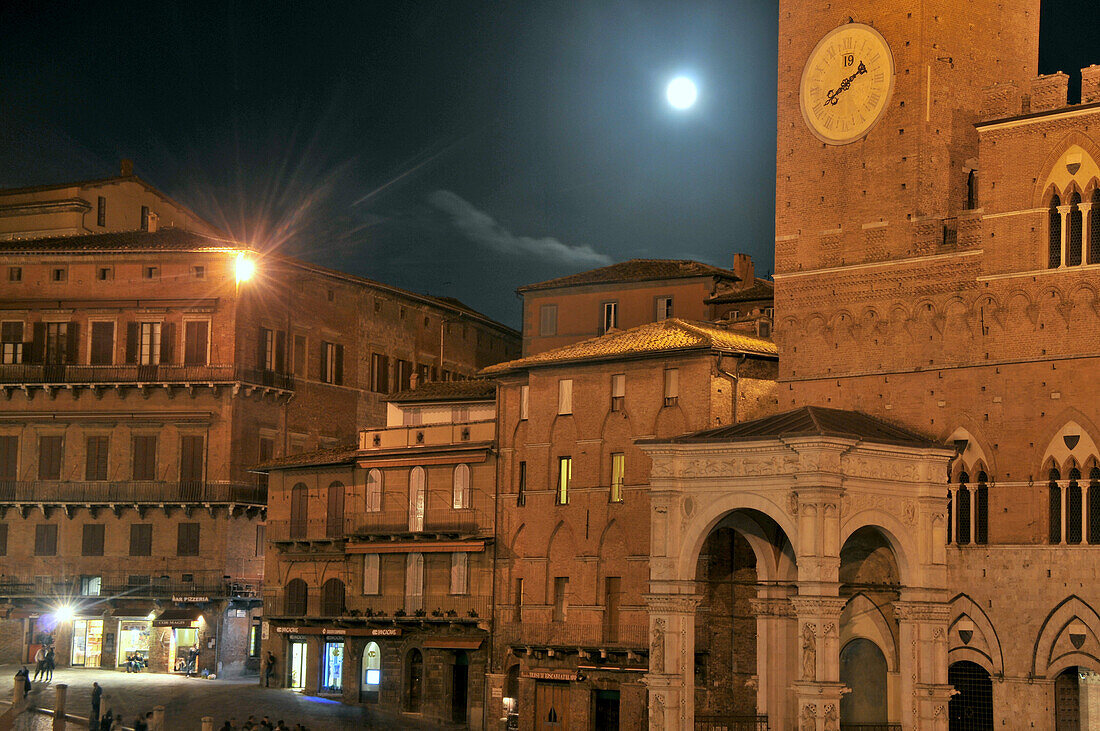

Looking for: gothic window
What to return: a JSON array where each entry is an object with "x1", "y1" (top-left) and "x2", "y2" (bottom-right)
[
  {"x1": 1049, "y1": 468, "x2": 1062, "y2": 544},
  {"x1": 1049, "y1": 194, "x2": 1062, "y2": 269},
  {"x1": 1091, "y1": 189, "x2": 1100, "y2": 264},
  {"x1": 947, "y1": 489, "x2": 953, "y2": 545},
  {"x1": 1067, "y1": 468, "x2": 1083, "y2": 544},
  {"x1": 1089, "y1": 467, "x2": 1100, "y2": 545},
  {"x1": 956, "y1": 472, "x2": 971, "y2": 545},
  {"x1": 975, "y1": 471, "x2": 989, "y2": 545},
  {"x1": 1068, "y1": 192, "x2": 1083, "y2": 266}
]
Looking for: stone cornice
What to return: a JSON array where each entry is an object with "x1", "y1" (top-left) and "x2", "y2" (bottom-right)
[{"x1": 644, "y1": 594, "x2": 703, "y2": 613}]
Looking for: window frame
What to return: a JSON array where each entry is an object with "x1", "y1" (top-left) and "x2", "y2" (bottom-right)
[
  {"x1": 610, "y1": 452, "x2": 625, "y2": 503},
  {"x1": 655, "y1": 296, "x2": 674, "y2": 321},
  {"x1": 539, "y1": 304, "x2": 558, "y2": 337},
  {"x1": 600, "y1": 301, "x2": 618, "y2": 334},
  {"x1": 556, "y1": 456, "x2": 572, "y2": 505}
]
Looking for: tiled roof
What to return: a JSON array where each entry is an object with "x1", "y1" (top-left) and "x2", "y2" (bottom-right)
[
  {"x1": 705, "y1": 279, "x2": 775, "y2": 304},
  {"x1": 517, "y1": 259, "x2": 741, "y2": 292},
  {"x1": 388, "y1": 379, "x2": 496, "y2": 403},
  {"x1": 0, "y1": 227, "x2": 238, "y2": 253},
  {"x1": 252, "y1": 444, "x2": 358, "y2": 471},
  {"x1": 481, "y1": 318, "x2": 776, "y2": 375},
  {"x1": 651, "y1": 406, "x2": 939, "y2": 448}
]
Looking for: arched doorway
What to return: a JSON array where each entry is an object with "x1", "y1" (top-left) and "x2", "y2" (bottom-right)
[
  {"x1": 361, "y1": 641, "x2": 381, "y2": 703},
  {"x1": 503, "y1": 664, "x2": 520, "y2": 728},
  {"x1": 451, "y1": 651, "x2": 469, "y2": 724},
  {"x1": 406, "y1": 648, "x2": 424, "y2": 712},
  {"x1": 839, "y1": 639, "x2": 887, "y2": 724},
  {"x1": 948, "y1": 661, "x2": 992, "y2": 730},
  {"x1": 1055, "y1": 667, "x2": 1083, "y2": 731}
]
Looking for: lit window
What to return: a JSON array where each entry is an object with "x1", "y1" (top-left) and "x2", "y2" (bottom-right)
[
  {"x1": 519, "y1": 385, "x2": 529, "y2": 420},
  {"x1": 664, "y1": 368, "x2": 679, "y2": 406},
  {"x1": 362, "y1": 642, "x2": 382, "y2": 693},
  {"x1": 139, "y1": 322, "x2": 161, "y2": 365},
  {"x1": 557, "y1": 456, "x2": 572, "y2": 505},
  {"x1": 610, "y1": 453, "x2": 625, "y2": 503},
  {"x1": 611, "y1": 374, "x2": 625, "y2": 412},
  {"x1": 322, "y1": 341, "x2": 344, "y2": 384},
  {"x1": 601, "y1": 301, "x2": 618, "y2": 333},
  {"x1": 517, "y1": 461, "x2": 527, "y2": 507}
]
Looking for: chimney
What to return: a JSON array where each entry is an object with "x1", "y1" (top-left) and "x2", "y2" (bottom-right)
[
  {"x1": 732, "y1": 253, "x2": 754, "y2": 288},
  {"x1": 1083, "y1": 65, "x2": 1100, "y2": 105},
  {"x1": 120, "y1": 159, "x2": 134, "y2": 177},
  {"x1": 147, "y1": 211, "x2": 159, "y2": 232}
]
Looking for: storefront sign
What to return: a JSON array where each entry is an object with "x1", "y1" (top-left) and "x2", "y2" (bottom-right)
[
  {"x1": 275, "y1": 626, "x2": 402, "y2": 637},
  {"x1": 172, "y1": 596, "x2": 210, "y2": 603},
  {"x1": 491, "y1": 687, "x2": 503, "y2": 699},
  {"x1": 525, "y1": 670, "x2": 579, "y2": 682},
  {"x1": 262, "y1": 621, "x2": 270, "y2": 640}
]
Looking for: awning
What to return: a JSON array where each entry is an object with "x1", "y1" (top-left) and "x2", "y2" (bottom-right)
[
  {"x1": 152, "y1": 607, "x2": 204, "y2": 627},
  {"x1": 422, "y1": 638, "x2": 482, "y2": 650}
]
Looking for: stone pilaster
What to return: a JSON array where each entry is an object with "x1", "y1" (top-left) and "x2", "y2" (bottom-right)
[
  {"x1": 896, "y1": 600, "x2": 953, "y2": 731},
  {"x1": 790, "y1": 595, "x2": 848, "y2": 731},
  {"x1": 644, "y1": 593, "x2": 703, "y2": 731},
  {"x1": 750, "y1": 595, "x2": 797, "y2": 730}
]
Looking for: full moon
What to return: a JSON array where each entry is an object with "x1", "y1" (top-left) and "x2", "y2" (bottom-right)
[{"x1": 666, "y1": 76, "x2": 698, "y2": 109}]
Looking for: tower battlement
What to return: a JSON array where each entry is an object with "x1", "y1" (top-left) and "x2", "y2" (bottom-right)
[{"x1": 982, "y1": 65, "x2": 1100, "y2": 120}]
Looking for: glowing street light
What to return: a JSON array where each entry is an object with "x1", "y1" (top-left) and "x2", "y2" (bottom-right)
[
  {"x1": 54, "y1": 604, "x2": 75, "y2": 623},
  {"x1": 666, "y1": 76, "x2": 699, "y2": 110},
  {"x1": 235, "y1": 252, "x2": 256, "y2": 285}
]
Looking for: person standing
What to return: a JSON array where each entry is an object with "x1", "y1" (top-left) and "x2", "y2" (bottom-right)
[
  {"x1": 90, "y1": 682, "x2": 103, "y2": 731},
  {"x1": 32, "y1": 646, "x2": 45, "y2": 682},
  {"x1": 263, "y1": 651, "x2": 276, "y2": 688},
  {"x1": 44, "y1": 646, "x2": 55, "y2": 682}
]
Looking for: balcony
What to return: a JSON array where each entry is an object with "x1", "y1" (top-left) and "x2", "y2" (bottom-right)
[
  {"x1": 0, "y1": 480, "x2": 266, "y2": 506},
  {"x1": 359, "y1": 420, "x2": 495, "y2": 451},
  {"x1": 264, "y1": 591, "x2": 490, "y2": 622},
  {"x1": 345, "y1": 508, "x2": 488, "y2": 537},
  {"x1": 0, "y1": 571, "x2": 261, "y2": 601},
  {"x1": 498, "y1": 619, "x2": 648, "y2": 651},
  {"x1": 0, "y1": 363, "x2": 293, "y2": 395}
]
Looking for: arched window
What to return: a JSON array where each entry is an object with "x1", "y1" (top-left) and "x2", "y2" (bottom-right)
[
  {"x1": 366, "y1": 469, "x2": 382, "y2": 513},
  {"x1": 946, "y1": 489, "x2": 953, "y2": 545},
  {"x1": 1068, "y1": 192, "x2": 1083, "y2": 266},
  {"x1": 327, "y1": 481, "x2": 345, "y2": 538},
  {"x1": 409, "y1": 467, "x2": 425, "y2": 531},
  {"x1": 1090, "y1": 466, "x2": 1100, "y2": 545},
  {"x1": 975, "y1": 471, "x2": 989, "y2": 545},
  {"x1": 452, "y1": 464, "x2": 471, "y2": 509},
  {"x1": 284, "y1": 578, "x2": 308, "y2": 616},
  {"x1": 966, "y1": 169, "x2": 978, "y2": 210},
  {"x1": 290, "y1": 483, "x2": 308, "y2": 539},
  {"x1": 948, "y1": 661, "x2": 993, "y2": 728},
  {"x1": 1091, "y1": 189, "x2": 1100, "y2": 264},
  {"x1": 320, "y1": 578, "x2": 346, "y2": 616},
  {"x1": 956, "y1": 472, "x2": 971, "y2": 545},
  {"x1": 1067, "y1": 467, "x2": 1083, "y2": 544},
  {"x1": 1049, "y1": 467, "x2": 1062, "y2": 544},
  {"x1": 450, "y1": 552, "x2": 469, "y2": 595},
  {"x1": 1049, "y1": 194, "x2": 1062, "y2": 268},
  {"x1": 406, "y1": 648, "x2": 424, "y2": 712},
  {"x1": 361, "y1": 641, "x2": 381, "y2": 702}
]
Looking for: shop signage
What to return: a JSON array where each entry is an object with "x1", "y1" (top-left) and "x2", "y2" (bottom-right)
[
  {"x1": 524, "y1": 670, "x2": 580, "y2": 682},
  {"x1": 275, "y1": 626, "x2": 402, "y2": 637},
  {"x1": 153, "y1": 618, "x2": 198, "y2": 628},
  {"x1": 262, "y1": 621, "x2": 270, "y2": 640},
  {"x1": 172, "y1": 596, "x2": 210, "y2": 603}
]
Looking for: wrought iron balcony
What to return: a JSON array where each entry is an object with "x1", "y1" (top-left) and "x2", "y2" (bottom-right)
[
  {"x1": 264, "y1": 590, "x2": 490, "y2": 621},
  {"x1": 344, "y1": 508, "x2": 488, "y2": 537},
  {"x1": 0, "y1": 480, "x2": 266, "y2": 505},
  {"x1": 0, "y1": 363, "x2": 294, "y2": 392},
  {"x1": 498, "y1": 619, "x2": 648, "y2": 650},
  {"x1": 0, "y1": 572, "x2": 261, "y2": 601}
]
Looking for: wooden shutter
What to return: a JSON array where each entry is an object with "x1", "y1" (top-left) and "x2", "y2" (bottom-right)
[
  {"x1": 179, "y1": 436, "x2": 204, "y2": 499},
  {"x1": 65, "y1": 322, "x2": 79, "y2": 364},
  {"x1": 184, "y1": 321, "x2": 209, "y2": 366},
  {"x1": 30, "y1": 322, "x2": 46, "y2": 364},
  {"x1": 293, "y1": 335, "x2": 306, "y2": 376},
  {"x1": 321, "y1": 342, "x2": 330, "y2": 381},
  {"x1": 85, "y1": 436, "x2": 109, "y2": 481},
  {"x1": 125, "y1": 323, "x2": 139, "y2": 364},
  {"x1": 82, "y1": 524, "x2": 105, "y2": 556},
  {"x1": 0, "y1": 436, "x2": 17, "y2": 482},
  {"x1": 450, "y1": 552, "x2": 468, "y2": 595},
  {"x1": 38, "y1": 436, "x2": 63, "y2": 480},
  {"x1": 35, "y1": 525, "x2": 57, "y2": 556},
  {"x1": 334, "y1": 344, "x2": 344, "y2": 384},
  {"x1": 130, "y1": 524, "x2": 152, "y2": 556},
  {"x1": 275, "y1": 331, "x2": 286, "y2": 374},
  {"x1": 177, "y1": 523, "x2": 200, "y2": 556},
  {"x1": 90, "y1": 322, "x2": 114, "y2": 365},
  {"x1": 159, "y1": 322, "x2": 174, "y2": 364},
  {"x1": 363, "y1": 554, "x2": 380, "y2": 595},
  {"x1": 327, "y1": 483, "x2": 344, "y2": 537},
  {"x1": 558, "y1": 379, "x2": 572, "y2": 415},
  {"x1": 132, "y1": 436, "x2": 157, "y2": 480},
  {"x1": 290, "y1": 483, "x2": 308, "y2": 538}
]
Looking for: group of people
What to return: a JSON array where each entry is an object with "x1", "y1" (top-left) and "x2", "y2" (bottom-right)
[
  {"x1": 32, "y1": 644, "x2": 56, "y2": 682},
  {"x1": 90, "y1": 681, "x2": 159, "y2": 731},
  {"x1": 219, "y1": 717, "x2": 310, "y2": 730}
]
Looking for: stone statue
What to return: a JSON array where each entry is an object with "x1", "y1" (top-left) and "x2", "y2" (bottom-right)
[
  {"x1": 824, "y1": 703, "x2": 838, "y2": 731},
  {"x1": 651, "y1": 693, "x2": 665, "y2": 730},
  {"x1": 801, "y1": 623, "x2": 817, "y2": 680},
  {"x1": 651, "y1": 618, "x2": 666, "y2": 672},
  {"x1": 800, "y1": 704, "x2": 816, "y2": 731}
]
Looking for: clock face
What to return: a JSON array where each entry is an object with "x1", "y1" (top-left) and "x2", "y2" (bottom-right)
[{"x1": 799, "y1": 23, "x2": 895, "y2": 145}]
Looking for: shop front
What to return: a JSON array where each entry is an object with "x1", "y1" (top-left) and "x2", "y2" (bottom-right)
[
  {"x1": 321, "y1": 640, "x2": 344, "y2": 694},
  {"x1": 116, "y1": 619, "x2": 152, "y2": 668},
  {"x1": 70, "y1": 618, "x2": 106, "y2": 667},
  {"x1": 151, "y1": 607, "x2": 206, "y2": 673}
]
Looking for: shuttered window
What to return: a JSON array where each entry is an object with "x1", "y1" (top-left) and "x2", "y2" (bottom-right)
[
  {"x1": 611, "y1": 374, "x2": 625, "y2": 412},
  {"x1": 450, "y1": 552, "x2": 468, "y2": 595},
  {"x1": 34, "y1": 524, "x2": 58, "y2": 556},
  {"x1": 290, "y1": 483, "x2": 309, "y2": 538},
  {"x1": 132, "y1": 436, "x2": 157, "y2": 480},
  {"x1": 326, "y1": 482, "x2": 345, "y2": 538},
  {"x1": 82, "y1": 524, "x2": 105, "y2": 556},
  {"x1": 184, "y1": 321, "x2": 209, "y2": 366},
  {"x1": 293, "y1": 334, "x2": 307, "y2": 377},
  {"x1": 558, "y1": 379, "x2": 573, "y2": 415},
  {"x1": 0, "y1": 321, "x2": 23, "y2": 364},
  {"x1": 395, "y1": 359, "x2": 412, "y2": 391},
  {"x1": 452, "y1": 464, "x2": 471, "y2": 509},
  {"x1": 0, "y1": 436, "x2": 17, "y2": 482},
  {"x1": 322, "y1": 342, "x2": 344, "y2": 384},
  {"x1": 130, "y1": 524, "x2": 152, "y2": 556},
  {"x1": 38, "y1": 435, "x2": 63, "y2": 480},
  {"x1": 363, "y1": 554, "x2": 380, "y2": 595},
  {"x1": 139, "y1": 322, "x2": 161, "y2": 365},
  {"x1": 90, "y1": 322, "x2": 114, "y2": 365},
  {"x1": 370, "y1": 353, "x2": 389, "y2": 393},
  {"x1": 85, "y1": 436, "x2": 109, "y2": 481},
  {"x1": 664, "y1": 368, "x2": 679, "y2": 405},
  {"x1": 177, "y1": 523, "x2": 200, "y2": 556},
  {"x1": 366, "y1": 469, "x2": 382, "y2": 512},
  {"x1": 405, "y1": 553, "x2": 424, "y2": 611}
]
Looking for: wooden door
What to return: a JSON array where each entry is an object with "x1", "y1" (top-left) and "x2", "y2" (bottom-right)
[
  {"x1": 535, "y1": 681, "x2": 570, "y2": 730},
  {"x1": 179, "y1": 435, "x2": 204, "y2": 500}
]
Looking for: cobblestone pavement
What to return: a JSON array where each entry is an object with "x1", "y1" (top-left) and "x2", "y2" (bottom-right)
[{"x1": 1, "y1": 667, "x2": 446, "y2": 730}]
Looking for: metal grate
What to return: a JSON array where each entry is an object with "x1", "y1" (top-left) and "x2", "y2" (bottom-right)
[
  {"x1": 695, "y1": 716, "x2": 768, "y2": 731},
  {"x1": 956, "y1": 486, "x2": 971, "y2": 544},
  {"x1": 1067, "y1": 470, "x2": 1083, "y2": 544},
  {"x1": 949, "y1": 661, "x2": 993, "y2": 731},
  {"x1": 1090, "y1": 471, "x2": 1100, "y2": 544},
  {"x1": 1050, "y1": 470, "x2": 1062, "y2": 544},
  {"x1": 1049, "y1": 196, "x2": 1062, "y2": 268}
]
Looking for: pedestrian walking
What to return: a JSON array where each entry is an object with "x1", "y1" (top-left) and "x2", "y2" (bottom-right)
[
  {"x1": 44, "y1": 646, "x2": 55, "y2": 682},
  {"x1": 32, "y1": 646, "x2": 45, "y2": 682},
  {"x1": 263, "y1": 650, "x2": 277, "y2": 687},
  {"x1": 90, "y1": 682, "x2": 103, "y2": 730}
]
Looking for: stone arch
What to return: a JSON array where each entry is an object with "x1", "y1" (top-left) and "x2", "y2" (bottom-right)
[
  {"x1": 948, "y1": 594, "x2": 1004, "y2": 676},
  {"x1": 839, "y1": 513, "x2": 914, "y2": 588},
  {"x1": 596, "y1": 519, "x2": 628, "y2": 559},
  {"x1": 944, "y1": 424, "x2": 996, "y2": 479},
  {"x1": 840, "y1": 592, "x2": 898, "y2": 672},
  {"x1": 509, "y1": 523, "x2": 528, "y2": 559},
  {"x1": 1032, "y1": 595, "x2": 1100, "y2": 677},
  {"x1": 1038, "y1": 414, "x2": 1100, "y2": 475},
  {"x1": 1032, "y1": 131, "x2": 1100, "y2": 208},
  {"x1": 675, "y1": 491, "x2": 797, "y2": 581}
]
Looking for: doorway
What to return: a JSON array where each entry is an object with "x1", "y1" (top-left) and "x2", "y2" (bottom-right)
[
  {"x1": 288, "y1": 640, "x2": 307, "y2": 690},
  {"x1": 406, "y1": 648, "x2": 424, "y2": 712},
  {"x1": 71, "y1": 619, "x2": 104, "y2": 667},
  {"x1": 451, "y1": 651, "x2": 469, "y2": 724},
  {"x1": 534, "y1": 681, "x2": 570, "y2": 730},
  {"x1": 593, "y1": 689, "x2": 620, "y2": 730},
  {"x1": 839, "y1": 638, "x2": 888, "y2": 725},
  {"x1": 948, "y1": 661, "x2": 993, "y2": 730},
  {"x1": 321, "y1": 641, "x2": 344, "y2": 693},
  {"x1": 1055, "y1": 668, "x2": 1081, "y2": 731}
]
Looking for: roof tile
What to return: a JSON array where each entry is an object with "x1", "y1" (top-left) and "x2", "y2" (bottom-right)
[{"x1": 517, "y1": 259, "x2": 741, "y2": 292}]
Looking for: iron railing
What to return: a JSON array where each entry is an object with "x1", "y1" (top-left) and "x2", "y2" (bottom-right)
[
  {"x1": 498, "y1": 620, "x2": 648, "y2": 649},
  {"x1": 344, "y1": 508, "x2": 488, "y2": 537},
  {"x1": 0, "y1": 572, "x2": 261, "y2": 600},
  {"x1": 840, "y1": 726, "x2": 902, "y2": 731},
  {"x1": 0, "y1": 363, "x2": 294, "y2": 391},
  {"x1": 695, "y1": 716, "x2": 769, "y2": 731},
  {"x1": 0, "y1": 480, "x2": 266, "y2": 505},
  {"x1": 263, "y1": 590, "x2": 491, "y2": 620}
]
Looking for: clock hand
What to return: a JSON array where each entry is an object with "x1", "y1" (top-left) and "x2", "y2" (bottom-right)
[{"x1": 824, "y1": 60, "x2": 868, "y2": 106}]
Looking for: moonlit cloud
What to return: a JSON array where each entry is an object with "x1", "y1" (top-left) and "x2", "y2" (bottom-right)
[{"x1": 428, "y1": 190, "x2": 612, "y2": 267}]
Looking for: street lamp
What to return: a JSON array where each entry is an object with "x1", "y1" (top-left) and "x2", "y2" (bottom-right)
[{"x1": 235, "y1": 252, "x2": 256, "y2": 285}]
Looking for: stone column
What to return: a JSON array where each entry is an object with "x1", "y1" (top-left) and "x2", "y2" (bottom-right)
[
  {"x1": 750, "y1": 593, "x2": 797, "y2": 730},
  {"x1": 1058, "y1": 204, "x2": 1071, "y2": 268},
  {"x1": 1085, "y1": 480, "x2": 1091, "y2": 543},
  {"x1": 896, "y1": 600, "x2": 953, "y2": 731},
  {"x1": 1061, "y1": 479, "x2": 1068, "y2": 545},
  {"x1": 947, "y1": 486, "x2": 957, "y2": 545},
  {"x1": 1081, "y1": 203, "x2": 1094, "y2": 264},
  {"x1": 643, "y1": 592, "x2": 702, "y2": 731},
  {"x1": 790, "y1": 596, "x2": 848, "y2": 731}
]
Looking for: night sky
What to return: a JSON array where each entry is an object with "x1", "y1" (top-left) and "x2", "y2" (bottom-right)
[{"x1": 1, "y1": 2, "x2": 1097, "y2": 327}]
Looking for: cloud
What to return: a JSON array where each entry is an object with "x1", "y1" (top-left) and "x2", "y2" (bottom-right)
[{"x1": 428, "y1": 190, "x2": 612, "y2": 268}]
